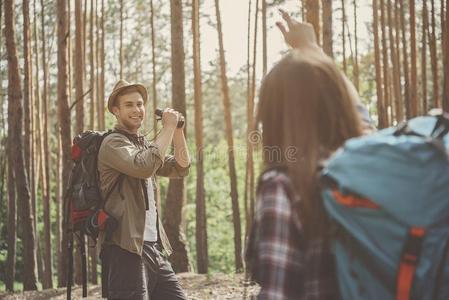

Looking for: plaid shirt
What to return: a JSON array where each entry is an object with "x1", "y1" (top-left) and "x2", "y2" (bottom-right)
[{"x1": 246, "y1": 168, "x2": 339, "y2": 300}]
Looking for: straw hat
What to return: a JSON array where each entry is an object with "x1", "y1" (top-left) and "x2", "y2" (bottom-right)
[{"x1": 107, "y1": 79, "x2": 148, "y2": 113}]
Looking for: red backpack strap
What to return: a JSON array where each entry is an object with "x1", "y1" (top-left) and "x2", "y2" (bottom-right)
[{"x1": 396, "y1": 227, "x2": 425, "y2": 300}]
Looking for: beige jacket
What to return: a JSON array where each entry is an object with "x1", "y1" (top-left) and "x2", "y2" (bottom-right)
[{"x1": 97, "y1": 124, "x2": 189, "y2": 256}]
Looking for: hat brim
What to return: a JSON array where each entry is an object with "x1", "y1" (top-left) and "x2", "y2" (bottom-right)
[{"x1": 107, "y1": 84, "x2": 148, "y2": 113}]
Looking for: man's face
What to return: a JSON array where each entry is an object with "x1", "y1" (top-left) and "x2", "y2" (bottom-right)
[{"x1": 112, "y1": 91, "x2": 145, "y2": 133}]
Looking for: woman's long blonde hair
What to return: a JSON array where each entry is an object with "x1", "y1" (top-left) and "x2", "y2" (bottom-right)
[{"x1": 256, "y1": 50, "x2": 363, "y2": 238}]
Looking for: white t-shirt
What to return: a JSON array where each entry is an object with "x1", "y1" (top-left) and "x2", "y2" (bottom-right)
[{"x1": 143, "y1": 178, "x2": 158, "y2": 242}]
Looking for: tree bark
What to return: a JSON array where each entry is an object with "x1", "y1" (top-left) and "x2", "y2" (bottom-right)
[
  {"x1": 429, "y1": 0, "x2": 439, "y2": 108},
  {"x1": 373, "y1": 0, "x2": 386, "y2": 128},
  {"x1": 262, "y1": 0, "x2": 267, "y2": 76},
  {"x1": 75, "y1": 0, "x2": 84, "y2": 134},
  {"x1": 214, "y1": 0, "x2": 243, "y2": 273},
  {"x1": 164, "y1": 0, "x2": 190, "y2": 273},
  {"x1": 443, "y1": 0, "x2": 449, "y2": 111},
  {"x1": 321, "y1": 0, "x2": 333, "y2": 57},
  {"x1": 150, "y1": 0, "x2": 157, "y2": 136},
  {"x1": 342, "y1": 0, "x2": 347, "y2": 73},
  {"x1": 399, "y1": 0, "x2": 411, "y2": 118},
  {"x1": 353, "y1": 0, "x2": 359, "y2": 90},
  {"x1": 119, "y1": 0, "x2": 124, "y2": 78},
  {"x1": 305, "y1": 0, "x2": 320, "y2": 44},
  {"x1": 409, "y1": 0, "x2": 418, "y2": 117},
  {"x1": 388, "y1": 0, "x2": 403, "y2": 122},
  {"x1": 32, "y1": 0, "x2": 45, "y2": 284},
  {"x1": 57, "y1": 0, "x2": 73, "y2": 287},
  {"x1": 380, "y1": 0, "x2": 390, "y2": 125},
  {"x1": 89, "y1": 0, "x2": 95, "y2": 130},
  {"x1": 5, "y1": 0, "x2": 38, "y2": 290},
  {"x1": 421, "y1": 0, "x2": 428, "y2": 113},
  {"x1": 192, "y1": 0, "x2": 208, "y2": 274},
  {"x1": 40, "y1": 0, "x2": 53, "y2": 288}
]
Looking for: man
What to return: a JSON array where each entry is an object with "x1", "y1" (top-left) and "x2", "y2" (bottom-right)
[{"x1": 98, "y1": 79, "x2": 190, "y2": 299}]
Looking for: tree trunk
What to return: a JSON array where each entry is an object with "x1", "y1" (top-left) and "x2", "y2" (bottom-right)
[
  {"x1": 353, "y1": 0, "x2": 359, "y2": 90},
  {"x1": 23, "y1": 0, "x2": 32, "y2": 187},
  {"x1": 40, "y1": 0, "x2": 53, "y2": 288},
  {"x1": 248, "y1": 0, "x2": 258, "y2": 233},
  {"x1": 244, "y1": 0, "x2": 252, "y2": 233},
  {"x1": 119, "y1": 0, "x2": 124, "y2": 78},
  {"x1": 399, "y1": 0, "x2": 411, "y2": 118},
  {"x1": 99, "y1": 0, "x2": 105, "y2": 130},
  {"x1": 429, "y1": 0, "x2": 439, "y2": 108},
  {"x1": 150, "y1": 0, "x2": 157, "y2": 136},
  {"x1": 57, "y1": 0, "x2": 72, "y2": 287},
  {"x1": 380, "y1": 0, "x2": 390, "y2": 125},
  {"x1": 388, "y1": 0, "x2": 403, "y2": 122},
  {"x1": 6, "y1": 112, "x2": 16, "y2": 293},
  {"x1": 262, "y1": 0, "x2": 267, "y2": 76},
  {"x1": 192, "y1": 0, "x2": 208, "y2": 274},
  {"x1": 409, "y1": 0, "x2": 418, "y2": 117},
  {"x1": 75, "y1": 0, "x2": 84, "y2": 134},
  {"x1": 305, "y1": 0, "x2": 320, "y2": 44},
  {"x1": 421, "y1": 0, "x2": 428, "y2": 113},
  {"x1": 164, "y1": 0, "x2": 190, "y2": 273},
  {"x1": 5, "y1": 0, "x2": 38, "y2": 290},
  {"x1": 32, "y1": 0, "x2": 45, "y2": 284},
  {"x1": 394, "y1": 0, "x2": 403, "y2": 118},
  {"x1": 322, "y1": 0, "x2": 333, "y2": 57},
  {"x1": 342, "y1": 0, "x2": 347, "y2": 73},
  {"x1": 443, "y1": 0, "x2": 449, "y2": 111},
  {"x1": 214, "y1": 0, "x2": 243, "y2": 273},
  {"x1": 373, "y1": 0, "x2": 385, "y2": 128},
  {"x1": 89, "y1": 0, "x2": 95, "y2": 130}
]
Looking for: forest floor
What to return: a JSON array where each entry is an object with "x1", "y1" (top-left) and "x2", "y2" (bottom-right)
[{"x1": 0, "y1": 273, "x2": 259, "y2": 299}]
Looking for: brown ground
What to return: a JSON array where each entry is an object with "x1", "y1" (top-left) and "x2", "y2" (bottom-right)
[{"x1": 0, "y1": 273, "x2": 259, "y2": 300}]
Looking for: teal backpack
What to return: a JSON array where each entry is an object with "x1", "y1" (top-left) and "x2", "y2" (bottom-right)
[{"x1": 321, "y1": 113, "x2": 449, "y2": 300}]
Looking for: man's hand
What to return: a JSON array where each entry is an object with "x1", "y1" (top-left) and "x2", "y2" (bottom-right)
[
  {"x1": 276, "y1": 9, "x2": 319, "y2": 51},
  {"x1": 162, "y1": 108, "x2": 180, "y2": 129}
]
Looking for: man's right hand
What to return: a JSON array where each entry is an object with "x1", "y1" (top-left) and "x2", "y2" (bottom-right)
[{"x1": 162, "y1": 108, "x2": 180, "y2": 129}]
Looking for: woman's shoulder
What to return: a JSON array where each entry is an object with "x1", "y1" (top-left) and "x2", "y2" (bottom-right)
[{"x1": 257, "y1": 166, "x2": 300, "y2": 209}]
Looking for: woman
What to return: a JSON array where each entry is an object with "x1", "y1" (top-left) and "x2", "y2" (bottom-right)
[{"x1": 246, "y1": 11, "x2": 363, "y2": 300}]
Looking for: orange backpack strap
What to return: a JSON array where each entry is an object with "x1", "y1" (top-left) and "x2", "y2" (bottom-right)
[{"x1": 396, "y1": 227, "x2": 425, "y2": 300}]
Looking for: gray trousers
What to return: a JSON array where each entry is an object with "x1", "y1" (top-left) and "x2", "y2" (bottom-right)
[{"x1": 101, "y1": 241, "x2": 187, "y2": 300}]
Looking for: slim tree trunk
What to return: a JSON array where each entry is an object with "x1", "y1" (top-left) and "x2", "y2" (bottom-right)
[
  {"x1": 394, "y1": 0, "x2": 403, "y2": 119},
  {"x1": 192, "y1": 0, "x2": 208, "y2": 274},
  {"x1": 5, "y1": 0, "x2": 38, "y2": 290},
  {"x1": 409, "y1": 0, "x2": 418, "y2": 117},
  {"x1": 421, "y1": 0, "x2": 428, "y2": 113},
  {"x1": 164, "y1": 0, "x2": 190, "y2": 273},
  {"x1": 57, "y1": 0, "x2": 72, "y2": 288},
  {"x1": 305, "y1": 0, "x2": 320, "y2": 44},
  {"x1": 150, "y1": 0, "x2": 157, "y2": 136},
  {"x1": 95, "y1": 0, "x2": 101, "y2": 131},
  {"x1": 248, "y1": 0, "x2": 258, "y2": 232},
  {"x1": 99, "y1": 0, "x2": 105, "y2": 130},
  {"x1": 399, "y1": 0, "x2": 411, "y2": 118},
  {"x1": 119, "y1": 0, "x2": 124, "y2": 78},
  {"x1": 6, "y1": 105, "x2": 16, "y2": 293},
  {"x1": 373, "y1": 0, "x2": 386, "y2": 128},
  {"x1": 443, "y1": 0, "x2": 449, "y2": 111},
  {"x1": 429, "y1": 0, "x2": 439, "y2": 108},
  {"x1": 214, "y1": 0, "x2": 243, "y2": 273},
  {"x1": 244, "y1": 0, "x2": 252, "y2": 233},
  {"x1": 322, "y1": 0, "x2": 333, "y2": 57},
  {"x1": 89, "y1": 0, "x2": 95, "y2": 129},
  {"x1": 262, "y1": 0, "x2": 267, "y2": 76},
  {"x1": 33, "y1": 0, "x2": 45, "y2": 284},
  {"x1": 75, "y1": 0, "x2": 84, "y2": 134},
  {"x1": 388, "y1": 0, "x2": 403, "y2": 122},
  {"x1": 23, "y1": 0, "x2": 32, "y2": 185},
  {"x1": 40, "y1": 0, "x2": 53, "y2": 288},
  {"x1": 380, "y1": 0, "x2": 390, "y2": 125},
  {"x1": 353, "y1": 0, "x2": 359, "y2": 90},
  {"x1": 342, "y1": 0, "x2": 347, "y2": 73},
  {"x1": 3, "y1": 0, "x2": 16, "y2": 291}
]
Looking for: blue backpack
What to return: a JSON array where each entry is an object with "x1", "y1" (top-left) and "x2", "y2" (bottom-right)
[{"x1": 320, "y1": 113, "x2": 449, "y2": 300}]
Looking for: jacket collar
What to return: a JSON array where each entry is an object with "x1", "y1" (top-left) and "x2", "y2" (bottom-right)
[{"x1": 114, "y1": 123, "x2": 146, "y2": 147}]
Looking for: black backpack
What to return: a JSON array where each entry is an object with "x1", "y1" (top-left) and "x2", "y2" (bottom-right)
[{"x1": 64, "y1": 130, "x2": 121, "y2": 299}]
